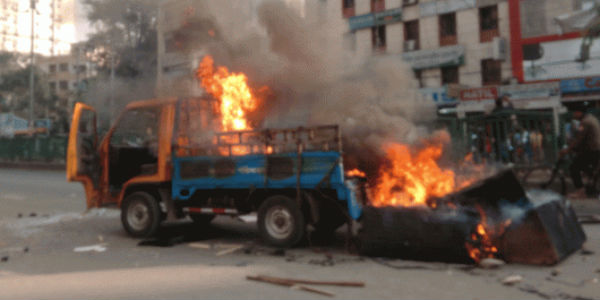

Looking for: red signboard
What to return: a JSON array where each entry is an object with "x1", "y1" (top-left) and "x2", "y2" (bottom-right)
[{"x1": 459, "y1": 87, "x2": 498, "y2": 101}]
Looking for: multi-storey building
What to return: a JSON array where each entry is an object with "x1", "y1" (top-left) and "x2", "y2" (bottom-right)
[
  {"x1": 0, "y1": 0, "x2": 76, "y2": 56},
  {"x1": 38, "y1": 44, "x2": 96, "y2": 108}
]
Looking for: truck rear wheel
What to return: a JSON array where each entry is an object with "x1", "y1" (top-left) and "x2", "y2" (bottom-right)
[
  {"x1": 258, "y1": 195, "x2": 305, "y2": 248},
  {"x1": 121, "y1": 191, "x2": 161, "y2": 238}
]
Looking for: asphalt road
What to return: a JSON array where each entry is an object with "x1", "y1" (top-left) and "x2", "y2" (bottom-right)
[{"x1": 0, "y1": 168, "x2": 599, "y2": 299}]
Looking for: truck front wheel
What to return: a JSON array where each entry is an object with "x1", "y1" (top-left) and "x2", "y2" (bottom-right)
[
  {"x1": 258, "y1": 195, "x2": 305, "y2": 248},
  {"x1": 121, "y1": 191, "x2": 161, "y2": 238}
]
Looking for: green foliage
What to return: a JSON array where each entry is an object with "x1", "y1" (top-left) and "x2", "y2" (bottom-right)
[{"x1": 82, "y1": 0, "x2": 160, "y2": 78}]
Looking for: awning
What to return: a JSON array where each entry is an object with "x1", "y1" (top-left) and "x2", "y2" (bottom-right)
[{"x1": 554, "y1": 3, "x2": 599, "y2": 33}]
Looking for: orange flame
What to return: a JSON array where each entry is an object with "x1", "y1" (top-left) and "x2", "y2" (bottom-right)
[
  {"x1": 370, "y1": 143, "x2": 461, "y2": 207},
  {"x1": 465, "y1": 205, "x2": 512, "y2": 263},
  {"x1": 197, "y1": 55, "x2": 261, "y2": 132},
  {"x1": 346, "y1": 168, "x2": 366, "y2": 178}
]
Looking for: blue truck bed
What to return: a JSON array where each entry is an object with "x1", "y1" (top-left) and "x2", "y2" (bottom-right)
[{"x1": 170, "y1": 126, "x2": 363, "y2": 220}]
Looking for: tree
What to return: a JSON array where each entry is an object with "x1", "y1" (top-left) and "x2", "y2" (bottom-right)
[{"x1": 82, "y1": 0, "x2": 160, "y2": 78}]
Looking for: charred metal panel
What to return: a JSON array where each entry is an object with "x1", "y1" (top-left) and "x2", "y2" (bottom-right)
[
  {"x1": 358, "y1": 205, "x2": 478, "y2": 263},
  {"x1": 501, "y1": 191, "x2": 586, "y2": 265},
  {"x1": 179, "y1": 160, "x2": 211, "y2": 179},
  {"x1": 266, "y1": 156, "x2": 295, "y2": 179},
  {"x1": 214, "y1": 158, "x2": 236, "y2": 178}
]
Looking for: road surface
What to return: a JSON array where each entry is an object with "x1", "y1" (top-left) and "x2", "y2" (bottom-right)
[{"x1": 0, "y1": 168, "x2": 599, "y2": 299}]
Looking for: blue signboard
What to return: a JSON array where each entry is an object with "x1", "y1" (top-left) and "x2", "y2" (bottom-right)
[
  {"x1": 348, "y1": 7, "x2": 402, "y2": 31},
  {"x1": 349, "y1": 13, "x2": 375, "y2": 31},
  {"x1": 560, "y1": 77, "x2": 600, "y2": 94},
  {"x1": 420, "y1": 87, "x2": 457, "y2": 105}
]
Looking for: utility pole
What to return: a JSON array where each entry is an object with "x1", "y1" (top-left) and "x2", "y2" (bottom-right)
[{"x1": 29, "y1": 0, "x2": 36, "y2": 128}]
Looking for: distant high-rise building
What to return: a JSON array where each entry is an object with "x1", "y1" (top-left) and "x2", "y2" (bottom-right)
[{"x1": 0, "y1": 0, "x2": 76, "y2": 56}]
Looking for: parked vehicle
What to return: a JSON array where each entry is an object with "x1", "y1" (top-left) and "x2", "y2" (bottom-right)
[{"x1": 67, "y1": 98, "x2": 365, "y2": 247}]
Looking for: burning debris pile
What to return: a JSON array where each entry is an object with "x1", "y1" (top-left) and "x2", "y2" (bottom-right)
[{"x1": 358, "y1": 169, "x2": 587, "y2": 265}]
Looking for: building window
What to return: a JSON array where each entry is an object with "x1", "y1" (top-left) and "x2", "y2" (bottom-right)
[
  {"x1": 59, "y1": 63, "x2": 68, "y2": 72},
  {"x1": 49, "y1": 64, "x2": 56, "y2": 73},
  {"x1": 342, "y1": 0, "x2": 355, "y2": 18},
  {"x1": 481, "y1": 59, "x2": 501, "y2": 85},
  {"x1": 439, "y1": 13, "x2": 457, "y2": 46},
  {"x1": 479, "y1": 5, "x2": 499, "y2": 42},
  {"x1": 414, "y1": 70, "x2": 423, "y2": 88},
  {"x1": 441, "y1": 66, "x2": 459, "y2": 85},
  {"x1": 403, "y1": 0, "x2": 418, "y2": 6},
  {"x1": 371, "y1": 0, "x2": 385, "y2": 12},
  {"x1": 404, "y1": 20, "x2": 420, "y2": 51},
  {"x1": 59, "y1": 81, "x2": 69, "y2": 90},
  {"x1": 372, "y1": 25, "x2": 386, "y2": 52},
  {"x1": 49, "y1": 82, "x2": 56, "y2": 92}
]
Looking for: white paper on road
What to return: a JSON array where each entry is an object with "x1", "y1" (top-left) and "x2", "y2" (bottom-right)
[{"x1": 73, "y1": 244, "x2": 107, "y2": 253}]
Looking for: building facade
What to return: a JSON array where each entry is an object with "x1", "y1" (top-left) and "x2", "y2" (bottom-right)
[
  {"x1": 38, "y1": 47, "x2": 96, "y2": 104},
  {"x1": 0, "y1": 0, "x2": 76, "y2": 56}
]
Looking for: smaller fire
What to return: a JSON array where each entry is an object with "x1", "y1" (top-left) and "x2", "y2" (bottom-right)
[
  {"x1": 465, "y1": 205, "x2": 512, "y2": 263},
  {"x1": 346, "y1": 168, "x2": 366, "y2": 178}
]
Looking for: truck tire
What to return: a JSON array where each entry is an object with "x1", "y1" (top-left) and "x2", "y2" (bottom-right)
[
  {"x1": 121, "y1": 191, "x2": 161, "y2": 238},
  {"x1": 258, "y1": 195, "x2": 305, "y2": 248}
]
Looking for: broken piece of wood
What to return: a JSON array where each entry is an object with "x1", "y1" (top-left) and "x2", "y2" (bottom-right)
[
  {"x1": 256, "y1": 274, "x2": 364, "y2": 287},
  {"x1": 188, "y1": 242, "x2": 212, "y2": 249},
  {"x1": 216, "y1": 245, "x2": 244, "y2": 256},
  {"x1": 247, "y1": 275, "x2": 335, "y2": 297}
]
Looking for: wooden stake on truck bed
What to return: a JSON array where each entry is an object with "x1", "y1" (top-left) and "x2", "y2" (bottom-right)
[{"x1": 246, "y1": 275, "x2": 336, "y2": 297}]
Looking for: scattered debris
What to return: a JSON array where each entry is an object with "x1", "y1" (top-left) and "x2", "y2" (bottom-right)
[
  {"x1": 580, "y1": 247, "x2": 595, "y2": 255},
  {"x1": 29, "y1": 212, "x2": 37, "y2": 217},
  {"x1": 370, "y1": 258, "x2": 448, "y2": 271},
  {"x1": 73, "y1": 244, "x2": 107, "y2": 253},
  {"x1": 1, "y1": 256, "x2": 8, "y2": 262},
  {"x1": 551, "y1": 268, "x2": 560, "y2": 276},
  {"x1": 188, "y1": 242, "x2": 212, "y2": 249},
  {"x1": 578, "y1": 214, "x2": 600, "y2": 224},
  {"x1": 216, "y1": 245, "x2": 244, "y2": 256},
  {"x1": 235, "y1": 261, "x2": 250, "y2": 267},
  {"x1": 98, "y1": 235, "x2": 104, "y2": 243},
  {"x1": 17, "y1": 213, "x2": 22, "y2": 218},
  {"x1": 309, "y1": 256, "x2": 335, "y2": 267},
  {"x1": 501, "y1": 275, "x2": 523, "y2": 286},
  {"x1": 247, "y1": 275, "x2": 335, "y2": 297},
  {"x1": 478, "y1": 258, "x2": 505, "y2": 269},
  {"x1": 23, "y1": 247, "x2": 28, "y2": 253},
  {"x1": 252, "y1": 275, "x2": 364, "y2": 287}
]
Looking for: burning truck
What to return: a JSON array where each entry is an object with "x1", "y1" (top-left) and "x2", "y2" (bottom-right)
[{"x1": 67, "y1": 56, "x2": 585, "y2": 264}]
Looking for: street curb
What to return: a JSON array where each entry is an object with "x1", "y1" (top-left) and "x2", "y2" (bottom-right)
[{"x1": 0, "y1": 162, "x2": 65, "y2": 171}]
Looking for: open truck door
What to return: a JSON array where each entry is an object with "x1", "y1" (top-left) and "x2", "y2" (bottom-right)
[{"x1": 67, "y1": 102, "x2": 102, "y2": 208}]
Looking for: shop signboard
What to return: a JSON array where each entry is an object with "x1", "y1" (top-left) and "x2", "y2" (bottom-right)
[
  {"x1": 499, "y1": 82, "x2": 560, "y2": 100},
  {"x1": 402, "y1": 45, "x2": 465, "y2": 70},
  {"x1": 348, "y1": 7, "x2": 403, "y2": 31},
  {"x1": 459, "y1": 86, "x2": 498, "y2": 102},
  {"x1": 522, "y1": 37, "x2": 600, "y2": 82},
  {"x1": 420, "y1": 0, "x2": 476, "y2": 17},
  {"x1": 420, "y1": 87, "x2": 457, "y2": 105},
  {"x1": 560, "y1": 76, "x2": 600, "y2": 94},
  {"x1": 348, "y1": 13, "x2": 375, "y2": 31}
]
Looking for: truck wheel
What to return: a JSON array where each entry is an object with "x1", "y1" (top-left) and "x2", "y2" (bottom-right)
[
  {"x1": 190, "y1": 214, "x2": 215, "y2": 226},
  {"x1": 121, "y1": 191, "x2": 161, "y2": 238},
  {"x1": 258, "y1": 195, "x2": 305, "y2": 248}
]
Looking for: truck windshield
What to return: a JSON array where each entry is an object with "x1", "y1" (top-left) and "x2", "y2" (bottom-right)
[{"x1": 110, "y1": 108, "x2": 159, "y2": 149}]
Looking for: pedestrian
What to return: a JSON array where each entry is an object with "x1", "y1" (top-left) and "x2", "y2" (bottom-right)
[{"x1": 559, "y1": 103, "x2": 600, "y2": 198}]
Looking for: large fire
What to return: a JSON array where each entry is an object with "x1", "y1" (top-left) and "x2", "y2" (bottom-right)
[
  {"x1": 370, "y1": 143, "x2": 466, "y2": 208},
  {"x1": 196, "y1": 55, "x2": 263, "y2": 132}
]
